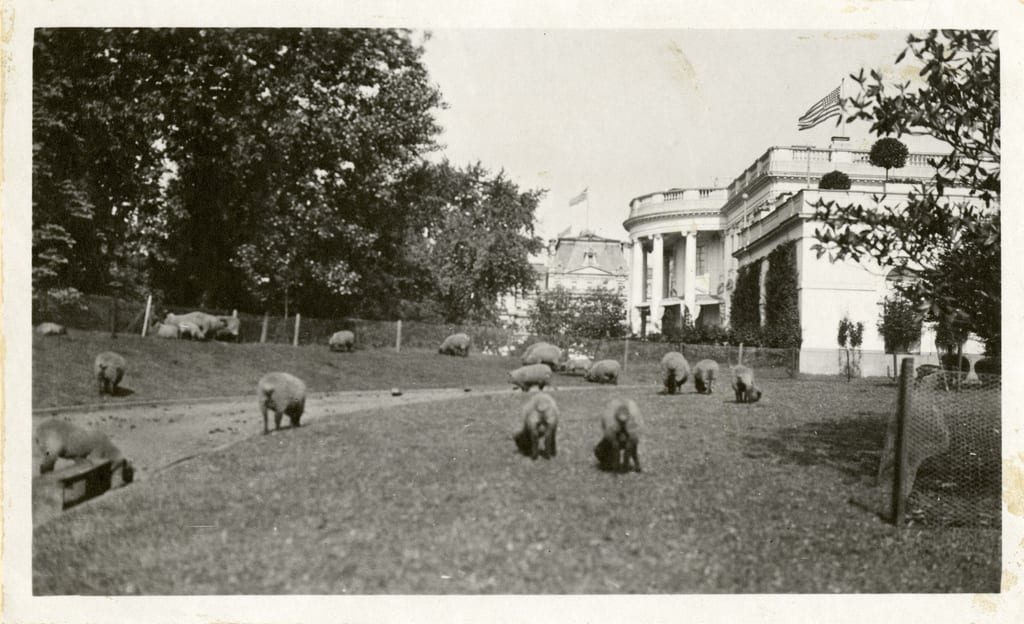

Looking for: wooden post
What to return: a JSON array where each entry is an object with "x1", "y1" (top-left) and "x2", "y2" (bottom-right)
[
  {"x1": 141, "y1": 294, "x2": 153, "y2": 337},
  {"x1": 395, "y1": 320, "x2": 403, "y2": 353},
  {"x1": 623, "y1": 336, "x2": 629, "y2": 373},
  {"x1": 260, "y1": 312, "x2": 270, "y2": 344},
  {"x1": 110, "y1": 298, "x2": 118, "y2": 339},
  {"x1": 232, "y1": 309, "x2": 238, "y2": 318},
  {"x1": 892, "y1": 357, "x2": 915, "y2": 526},
  {"x1": 738, "y1": 343, "x2": 744, "y2": 366},
  {"x1": 293, "y1": 313, "x2": 301, "y2": 347}
]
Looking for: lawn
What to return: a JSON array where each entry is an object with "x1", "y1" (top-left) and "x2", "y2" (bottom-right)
[{"x1": 33, "y1": 378, "x2": 1000, "y2": 594}]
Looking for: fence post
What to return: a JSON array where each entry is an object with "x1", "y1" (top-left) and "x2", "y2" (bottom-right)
[
  {"x1": 623, "y1": 336, "x2": 629, "y2": 373},
  {"x1": 232, "y1": 309, "x2": 238, "y2": 318},
  {"x1": 395, "y1": 320, "x2": 403, "y2": 353},
  {"x1": 110, "y1": 298, "x2": 118, "y2": 339},
  {"x1": 293, "y1": 313, "x2": 301, "y2": 347},
  {"x1": 141, "y1": 294, "x2": 153, "y2": 337},
  {"x1": 738, "y1": 343, "x2": 744, "y2": 366},
  {"x1": 260, "y1": 312, "x2": 270, "y2": 344},
  {"x1": 892, "y1": 357, "x2": 916, "y2": 526}
]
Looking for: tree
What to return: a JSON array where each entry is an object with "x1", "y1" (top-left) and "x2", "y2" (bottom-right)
[
  {"x1": 812, "y1": 30, "x2": 1000, "y2": 355},
  {"x1": 818, "y1": 170, "x2": 851, "y2": 190},
  {"x1": 528, "y1": 286, "x2": 576, "y2": 338},
  {"x1": 868, "y1": 137, "x2": 909, "y2": 187},
  {"x1": 527, "y1": 286, "x2": 627, "y2": 341},
  {"x1": 878, "y1": 293, "x2": 923, "y2": 377}
]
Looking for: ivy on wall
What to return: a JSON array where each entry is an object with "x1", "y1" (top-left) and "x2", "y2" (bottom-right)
[
  {"x1": 763, "y1": 240, "x2": 802, "y2": 348},
  {"x1": 730, "y1": 258, "x2": 762, "y2": 342}
]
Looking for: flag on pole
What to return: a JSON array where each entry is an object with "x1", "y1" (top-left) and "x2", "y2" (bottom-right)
[
  {"x1": 797, "y1": 85, "x2": 842, "y2": 131},
  {"x1": 568, "y1": 187, "x2": 589, "y2": 206}
]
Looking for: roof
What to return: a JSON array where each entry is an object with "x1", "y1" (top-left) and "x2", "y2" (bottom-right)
[{"x1": 549, "y1": 236, "x2": 628, "y2": 276}]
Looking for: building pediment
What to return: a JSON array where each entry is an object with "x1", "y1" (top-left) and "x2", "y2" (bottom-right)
[{"x1": 561, "y1": 265, "x2": 618, "y2": 277}]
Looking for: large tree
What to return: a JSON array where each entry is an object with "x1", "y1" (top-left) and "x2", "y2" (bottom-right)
[{"x1": 812, "y1": 30, "x2": 999, "y2": 354}]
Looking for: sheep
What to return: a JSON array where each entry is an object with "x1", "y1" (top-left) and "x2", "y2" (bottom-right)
[
  {"x1": 152, "y1": 322, "x2": 180, "y2": 339},
  {"x1": 693, "y1": 359, "x2": 720, "y2": 394},
  {"x1": 257, "y1": 372, "x2": 307, "y2": 435},
  {"x1": 164, "y1": 311, "x2": 225, "y2": 339},
  {"x1": 438, "y1": 332, "x2": 471, "y2": 357},
  {"x1": 177, "y1": 321, "x2": 205, "y2": 340},
  {"x1": 521, "y1": 342, "x2": 562, "y2": 370},
  {"x1": 661, "y1": 351, "x2": 690, "y2": 394},
  {"x1": 214, "y1": 316, "x2": 242, "y2": 342},
  {"x1": 513, "y1": 392, "x2": 560, "y2": 460},
  {"x1": 36, "y1": 322, "x2": 67, "y2": 336},
  {"x1": 559, "y1": 356, "x2": 593, "y2": 375},
  {"x1": 35, "y1": 419, "x2": 134, "y2": 484},
  {"x1": 94, "y1": 352, "x2": 126, "y2": 396},
  {"x1": 508, "y1": 363, "x2": 554, "y2": 392},
  {"x1": 594, "y1": 398, "x2": 642, "y2": 472},
  {"x1": 330, "y1": 330, "x2": 356, "y2": 352},
  {"x1": 731, "y1": 365, "x2": 762, "y2": 403},
  {"x1": 877, "y1": 404, "x2": 950, "y2": 497},
  {"x1": 585, "y1": 359, "x2": 621, "y2": 385}
]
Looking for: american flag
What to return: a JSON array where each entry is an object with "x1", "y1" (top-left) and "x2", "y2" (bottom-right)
[
  {"x1": 568, "y1": 187, "x2": 588, "y2": 206},
  {"x1": 797, "y1": 85, "x2": 842, "y2": 131}
]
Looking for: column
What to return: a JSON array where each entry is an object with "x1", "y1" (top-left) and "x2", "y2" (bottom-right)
[
  {"x1": 629, "y1": 239, "x2": 644, "y2": 334},
  {"x1": 651, "y1": 233, "x2": 664, "y2": 333},
  {"x1": 684, "y1": 230, "x2": 697, "y2": 323},
  {"x1": 673, "y1": 236, "x2": 686, "y2": 297}
]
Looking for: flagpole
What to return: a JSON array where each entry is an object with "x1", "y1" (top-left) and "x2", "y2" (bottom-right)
[
  {"x1": 839, "y1": 77, "x2": 847, "y2": 138},
  {"x1": 586, "y1": 191, "x2": 591, "y2": 233}
]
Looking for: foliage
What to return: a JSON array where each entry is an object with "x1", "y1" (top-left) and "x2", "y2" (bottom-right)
[
  {"x1": 762, "y1": 241, "x2": 801, "y2": 348},
  {"x1": 877, "y1": 294, "x2": 922, "y2": 353},
  {"x1": 818, "y1": 170, "x2": 851, "y2": 190},
  {"x1": 730, "y1": 260, "x2": 762, "y2": 340},
  {"x1": 837, "y1": 316, "x2": 864, "y2": 349},
  {"x1": 837, "y1": 317, "x2": 850, "y2": 348},
  {"x1": 813, "y1": 30, "x2": 1000, "y2": 354},
  {"x1": 868, "y1": 137, "x2": 909, "y2": 180},
  {"x1": 527, "y1": 286, "x2": 627, "y2": 340}
]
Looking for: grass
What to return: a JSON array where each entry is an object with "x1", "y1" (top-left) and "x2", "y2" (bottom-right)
[{"x1": 33, "y1": 379, "x2": 999, "y2": 594}]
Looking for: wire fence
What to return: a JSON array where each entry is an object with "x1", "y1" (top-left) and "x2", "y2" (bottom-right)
[{"x1": 877, "y1": 362, "x2": 1001, "y2": 529}]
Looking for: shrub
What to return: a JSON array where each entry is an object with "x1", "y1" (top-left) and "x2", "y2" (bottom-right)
[{"x1": 818, "y1": 170, "x2": 851, "y2": 190}]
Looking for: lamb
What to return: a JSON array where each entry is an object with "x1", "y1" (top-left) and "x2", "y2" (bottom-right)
[
  {"x1": 731, "y1": 365, "x2": 762, "y2": 403},
  {"x1": 508, "y1": 363, "x2": 554, "y2": 392},
  {"x1": 585, "y1": 359, "x2": 621, "y2": 385},
  {"x1": 35, "y1": 419, "x2": 134, "y2": 484},
  {"x1": 513, "y1": 391, "x2": 560, "y2": 460},
  {"x1": 152, "y1": 322, "x2": 180, "y2": 339},
  {"x1": 257, "y1": 372, "x2": 307, "y2": 435},
  {"x1": 330, "y1": 330, "x2": 356, "y2": 352},
  {"x1": 594, "y1": 398, "x2": 642, "y2": 472},
  {"x1": 214, "y1": 316, "x2": 242, "y2": 342},
  {"x1": 559, "y1": 356, "x2": 593, "y2": 375},
  {"x1": 438, "y1": 332, "x2": 471, "y2": 357},
  {"x1": 94, "y1": 351, "x2": 126, "y2": 396},
  {"x1": 521, "y1": 342, "x2": 562, "y2": 370},
  {"x1": 693, "y1": 359, "x2": 720, "y2": 394},
  {"x1": 177, "y1": 321, "x2": 205, "y2": 340},
  {"x1": 661, "y1": 351, "x2": 690, "y2": 394},
  {"x1": 36, "y1": 322, "x2": 67, "y2": 336},
  {"x1": 164, "y1": 311, "x2": 225, "y2": 339}
]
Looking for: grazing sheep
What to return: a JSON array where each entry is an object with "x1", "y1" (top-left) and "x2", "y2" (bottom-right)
[
  {"x1": 35, "y1": 419, "x2": 134, "y2": 484},
  {"x1": 661, "y1": 351, "x2": 690, "y2": 394},
  {"x1": 508, "y1": 363, "x2": 554, "y2": 392},
  {"x1": 594, "y1": 398, "x2": 642, "y2": 472},
  {"x1": 731, "y1": 365, "x2": 762, "y2": 403},
  {"x1": 94, "y1": 352, "x2": 126, "y2": 396},
  {"x1": 693, "y1": 359, "x2": 720, "y2": 394},
  {"x1": 257, "y1": 372, "x2": 307, "y2": 435},
  {"x1": 164, "y1": 311, "x2": 225, "y2": 339},
  {"x1": 877, "y1": 404, "x2": 950, "y2": 497},
  {"x1": 152, "y1": 322, "x2": 180, "y2": 339},
  {"x1": 585, "y1": 359, "x2": 621, "y2": 385},
  {"x1": 177, "y1": 321, "x2": 205, "y2": 340},
  {"x1": 513, "y1": 392, "x2": 560, "y2": 459},
  {"x1": 438, "y1": 332, "x2": 471, "y2": 357},
  {"x1": 560, "y1": 356, "x2": 593, "y2": 375},
  {"x1": 36, "y1": 322, "x2": 67, "y2": 336},
  {"x1": 214, "y1": 316, "x2": 241, "y2": 342},
  {"x1": 521, "y1": 342, "x2": 562, "y2": 370},
  {"x1": 330, "y1": 330, "x2": 356, "y2": 352}
]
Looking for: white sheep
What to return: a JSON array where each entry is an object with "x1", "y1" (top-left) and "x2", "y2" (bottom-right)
[
  {"x1": 36, "y1": 322, "x2": 68, "y2": 336},
  {"x1": 330, "y1": 330, "x2": 356, "y2": 352},
  {"x1": 560, "y1": 356, "x2": 593, "y2": 375},
  {"x1": 439, "y1": 332, "x2": 471, "y2": 357},
  {"x1": 152, "y1": 322, "x2": 180, "y2": 339},
  {"x1": 214, "y1": 316, "x2": 241, "y2": 342},
  {"x1": 661, "y1": 351, "x2": 690, "y2": 394},
  {"x1": 508, "y1": 363, "x2": 554, "y2": 392},
  {"x1": 594, "y1": 398, "x2": 642, "y2": 472},
  {"x1": 693, "y1": 359, "x2": 720, "y2": 394},
  {"x1": 585, "y1": 359, "x2": 621, "y2": 385},
  {"x1": 513, "y1": 391, "x2": 560, "y2": 459},
  {"x1": 94, "y1": 352, "x2": 126, "y2": 396},
  {"x1": 257, "y1": 372, "x2": 307, "y2": 435},
  {"x1": 164, "y1": 311, "x2": 225, "y2": 339},
  {"x1": 35, "y1": 419, "x2": 134, "y2": 485},
  {"x1": 177, "y1": 321, "x2": 205, "y2": 340},
  {"x1": 731, "y1": 365, "x2": 762, "y2": 403},
  {"x1": 521, "y1": 342, "x2": 562, "y2": 370}
]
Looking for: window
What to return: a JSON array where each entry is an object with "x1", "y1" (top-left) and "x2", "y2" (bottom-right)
[{"x1": 697, "y1": 245, "x2": 706, "y2": 274}]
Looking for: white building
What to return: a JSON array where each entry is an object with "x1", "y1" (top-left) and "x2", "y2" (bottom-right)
[{"x1": 623, "y1": 143, "x2": 991, "y2": 375}]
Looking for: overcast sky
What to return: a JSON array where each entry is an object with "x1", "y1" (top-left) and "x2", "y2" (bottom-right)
[{"x1": 421, "y1": 29, "x2": 948, "y2": 241}]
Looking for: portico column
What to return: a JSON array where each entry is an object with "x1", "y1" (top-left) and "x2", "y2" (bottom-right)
[
  {"x1": 684, "y1": 230, "x2": 697, "y2": 322},
  {"x1": 651, "y1": 233, "x2": 664, "y2": 333},
  {"x1": 630, "y1": 239, "x2": 644, "y2": 334}
]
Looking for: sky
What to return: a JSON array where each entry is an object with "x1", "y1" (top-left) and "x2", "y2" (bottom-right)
[{"x1": 421, "y1": 29, "x2": 949, "y2": 242}]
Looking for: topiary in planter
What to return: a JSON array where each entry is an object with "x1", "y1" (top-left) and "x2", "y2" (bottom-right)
[{"x1": 818, "y1": 170, "x2": 851, "y2": 190}]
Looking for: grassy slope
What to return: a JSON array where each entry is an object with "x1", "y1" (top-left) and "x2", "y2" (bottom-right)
[
  {"x1": 34, "y1": 331, "x2": 670, "y2": 409},
  {"x1": 33, "y1": 380, "x2": 999, "y2": 594}
]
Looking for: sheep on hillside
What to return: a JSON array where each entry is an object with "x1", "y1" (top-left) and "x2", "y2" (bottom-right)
[
  {"x1": 152, "y1": 322, "x2": 180, "y2": 339},
  {"x1": 164, "y1": 311, "x2": 225, "y2": 339},
  {"x1": 594, "y1": 398, "x2": 642, "y2": 472},
  {"x1": 559, "y1": 356, "x2": 593, "y2": 375},
  {"x1": 257, "y1": 372, "x2": 307, "y2": 435},
  {"x1": 215, "y1": 316, "x2": 241, "y2": 342},
  {"x1": 661, "y1": 351, "x2": 690, "y2": 394},
  {"x1": 438, "y1": 332, "x2": 471, "y2": 357},
  {"x1": 521, "y1": 342, "x2": 562, "y2": 370},
  {"x1": 731, "y1": 365, "x2": 762, "y2": 403},
  {"x1": 513, "y1": 391, "x2": 560, "y2": 460},
  {"x1": 693, "y1": 359, "x2": 720, "y2": 394},
  {"x1": 177, "y1": 321, "x2": 205, "y2": 340},
  {"x1": 36, "y1": 322, "x2": 67, "y2": 336},
  {"x1": 330, "y1": 330, "x2": 356, "y2": 352},
  {"x1": 508, "y1": 363, "x2": 554, "y2": 392},
  {"x1": 94, "y1": 352, "x2": 126, "y2": 396},
  {"x1": 35, "y1": 419, "x2": 134, "y2": 485},
  {"x1": 585, "y1": 359, "x2": 621, "y2": 385}
]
